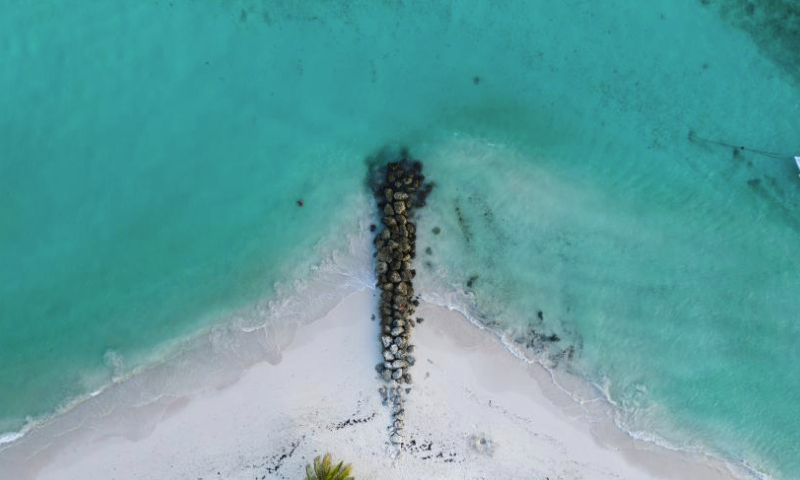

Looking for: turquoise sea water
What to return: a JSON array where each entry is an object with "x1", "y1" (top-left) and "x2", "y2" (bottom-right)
[{"x1": 2, "y1": 0, "x2": 799, "y2": 478}]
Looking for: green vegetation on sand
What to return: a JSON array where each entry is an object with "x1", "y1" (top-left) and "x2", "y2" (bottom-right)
[{"x1": 305, "y1": 453, "x2": 354, "y2": 480}]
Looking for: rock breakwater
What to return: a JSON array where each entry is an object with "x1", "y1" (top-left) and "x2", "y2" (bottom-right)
[{"x1": 369, "y1": 155, "x2": 433, "y2": 446}]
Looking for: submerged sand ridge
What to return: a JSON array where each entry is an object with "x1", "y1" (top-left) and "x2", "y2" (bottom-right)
[{"x1": 369, "y1": 157, "x2": 433, "y2": 446}]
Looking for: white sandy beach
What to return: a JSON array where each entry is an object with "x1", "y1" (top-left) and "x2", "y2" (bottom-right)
[{"x1": 4, "y1": 289, "x2": 745, "y2": 480}]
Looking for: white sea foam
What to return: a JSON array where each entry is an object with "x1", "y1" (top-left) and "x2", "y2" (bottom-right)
[{"x1": 0, "y1": 430, "x2": 25, "y2": 446}]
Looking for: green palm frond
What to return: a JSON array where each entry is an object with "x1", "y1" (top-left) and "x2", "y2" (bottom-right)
[{"x1": 304, "y1": 453, "x2": 354, "y2": 480}]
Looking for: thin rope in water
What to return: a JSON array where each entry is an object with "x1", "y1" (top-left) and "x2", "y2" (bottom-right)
[{"x1": 688, "y1": 129, "x2": 794, "y2": 160}]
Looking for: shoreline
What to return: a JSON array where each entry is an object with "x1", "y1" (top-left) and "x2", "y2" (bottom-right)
[{"x1": 2, "y1": 288, "x2": 752, "y2": 480}]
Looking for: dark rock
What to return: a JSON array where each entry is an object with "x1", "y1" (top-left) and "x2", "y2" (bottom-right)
[
  {"x1": 396, "y1": 283, "x2": 409, "y2": 295},
  {"x1": 432, "y1": 226, "x2": 441, "y2": 235},
  {"x1": 391, "y1": 359, "x2": 407, "y2": 369}
]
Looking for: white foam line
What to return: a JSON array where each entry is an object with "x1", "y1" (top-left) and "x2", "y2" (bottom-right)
[{"x1": 0, "y1": 430, "x2": 25, "y2": 446}]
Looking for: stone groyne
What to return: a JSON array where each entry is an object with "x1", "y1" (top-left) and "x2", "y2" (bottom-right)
[{"x1": 370, "y1": 156, "x2": 432, "y2": 445}]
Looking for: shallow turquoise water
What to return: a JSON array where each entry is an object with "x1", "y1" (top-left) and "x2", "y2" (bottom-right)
[{"x1": 1, "y1": 0, "x2": 799, "y2": 478}]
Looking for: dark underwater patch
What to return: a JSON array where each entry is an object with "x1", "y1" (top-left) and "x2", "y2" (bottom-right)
[{"x1": 702, "y1": 0, "x2": 800, "y2": 85}]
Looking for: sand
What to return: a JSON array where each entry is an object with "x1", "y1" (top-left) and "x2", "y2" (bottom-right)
[{"x1": 7, "y1": 289, "x2": 745, "y2": 480}]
